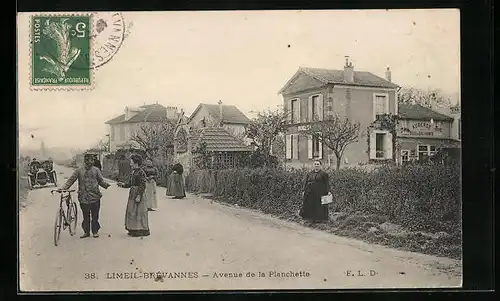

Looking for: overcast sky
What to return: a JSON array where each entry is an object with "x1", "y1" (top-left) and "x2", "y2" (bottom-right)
[{"x1": 18, "y1": 9, "x2": 460, "y2": 150}]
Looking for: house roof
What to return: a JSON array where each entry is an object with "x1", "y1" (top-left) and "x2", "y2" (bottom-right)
[
  {"x1": 398, "y1": 103, "x2": 454, "y2": 121},
  {"x1": 279, "y1": 67, "x2": 399, "y2": 94},
  {"x1": 188, "y1": 103, "x2": 251, "y2": 125},
  {"x1": 105, "y1": 104, "x2": 182, "y2": 124},
  {"x1": 190, "y1": 127, "x2": 252, "y2": 152}
]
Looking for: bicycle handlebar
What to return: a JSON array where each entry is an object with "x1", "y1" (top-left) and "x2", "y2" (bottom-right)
[{"x1": 51, "y1": 189, "x2": 76, "y2": 194}]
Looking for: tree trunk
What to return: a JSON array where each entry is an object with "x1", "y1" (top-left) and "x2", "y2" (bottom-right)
[{"x1": 335, "y1": 153, "x2": 341, "y2": 170}]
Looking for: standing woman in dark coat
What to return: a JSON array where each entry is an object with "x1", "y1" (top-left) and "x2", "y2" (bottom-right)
[
  {"x1": 299, "y1": 160, "x2": 331, "y2": 223},
  {"x1": 166, "y1": 161, "x2": 186, "y2": 199},
  {"x1": 117, "y1": 154, "x2": 150, "y2": 237}
]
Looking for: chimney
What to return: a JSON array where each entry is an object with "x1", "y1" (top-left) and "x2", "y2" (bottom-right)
[
  {"x1": 343, "y1": 56, "x2": 354, "y2": 83},
  {"x1": 385, "y1": 66, "x2": 392, "y2": 82},
  {"x1": 125, "y1": 106, "x2": 130, "y2": 120},
  {"x1": 430, "y1": 92, "x2": 437, "y2": 110},
  {"x1": 218, "y1": 100, "x2": 223, "y2": 126}
]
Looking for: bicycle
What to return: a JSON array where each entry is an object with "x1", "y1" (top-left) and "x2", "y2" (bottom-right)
[{"x1": 51, "y1": 189, "x2": 78, "y2": 246}]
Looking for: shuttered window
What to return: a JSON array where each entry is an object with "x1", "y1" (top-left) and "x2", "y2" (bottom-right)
[
  {"x1": 373, "y1": 93, "x2": 389, "y2": 120},
  {"x1": 291, "y1": 99, "x2": 300, "y2": 123},
  {"x1": 292, "y1": 134, "x2": 299, "y2": 159},
  {"x1": 307, "y1": 133, "x2": 323, "y2": 159},
  {"x1": 285, "y1": 135, "x2": 292, "y2": 159}
]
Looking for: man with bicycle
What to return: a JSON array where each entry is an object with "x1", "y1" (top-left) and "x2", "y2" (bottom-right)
[{"x1": 62, "y1": 153, "x2": 110, "y2": 238}]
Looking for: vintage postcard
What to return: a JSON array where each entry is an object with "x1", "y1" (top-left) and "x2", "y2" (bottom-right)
[{"x1": 17, "y1": 10, "x2": 462, "y2": 292}]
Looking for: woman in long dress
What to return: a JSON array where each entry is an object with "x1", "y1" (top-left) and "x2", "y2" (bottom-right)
[
  {"x1": 143, "y1": 160, "x2": 158, "y2": 211},
  {"x1": 299, "y1": 160, "x2": 331, "y2": 223},
  {"x1": 166, "y1": 162, "x2": 186, "y2": 199},
  {"x1": 117, "y1": 154, "x2": 150, "y2": 237}
]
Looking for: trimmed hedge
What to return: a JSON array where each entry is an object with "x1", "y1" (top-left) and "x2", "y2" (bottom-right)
[{"x1": 186, "y1": 164, "x2": 461, "y2": 234}]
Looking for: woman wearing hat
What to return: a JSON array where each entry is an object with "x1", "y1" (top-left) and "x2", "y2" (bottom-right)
[
  {"x1": 143, "y1": 159, "x2": 158, "y2": 211},
  {"x1": 166, "y1": 161, "x2": 186, "y2": 199}
]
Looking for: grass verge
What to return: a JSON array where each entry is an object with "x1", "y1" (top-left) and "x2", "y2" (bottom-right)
[{"x1": 200, "y1": 193, "x2": 462, "y2": 260}]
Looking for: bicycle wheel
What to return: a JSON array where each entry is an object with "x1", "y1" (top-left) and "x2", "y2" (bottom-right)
[
  {"x1": 68, "y1": 202, "x2": 78, "y2": 236},
  {"x1": 54, "y1": 209, "x2": 63, "y2": 246}
]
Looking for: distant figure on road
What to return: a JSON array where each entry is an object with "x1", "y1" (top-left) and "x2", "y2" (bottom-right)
[
  {"x1": 143, "y1": 159, "x2": 158, "y2": 211},
  {"x1": 299, "y1": 160, "x2": 331, "y2": 224},
  {"x1": 117, "y1": 154, "x2": 150, "y2": 237},
  {"x1": 166, "y1": 162, "x2": 186, "y2": 199},
  {"x1": 30, "y1": 157, "x2": 40, "y2": 173},
  {"x1": 62, "y1": 154, "x2": 110, "y2": 238}
]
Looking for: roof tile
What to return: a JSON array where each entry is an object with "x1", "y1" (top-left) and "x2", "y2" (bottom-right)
[
  {"x1": 279, "y1": 67, "x2": 398, "y2": 94},
  {"x1": 300, "y1": 67, "x2": 399, "y2": 89},
  {"x1": 105, "y1": 104, "x2": 180, "y2": 124},
  {"x1": 398, "y1": 103, "x2": 454, "y2": 121},
  {"x1": 190, "y1": 103, "x2": 251, "y2": 125},
  {"x1": 191, "y1": 127, "x2": 252, "y2": 152}
]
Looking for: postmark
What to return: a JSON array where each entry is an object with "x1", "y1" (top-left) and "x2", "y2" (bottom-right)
[
  {"x1": 30, "y1": 13, "x2": 93, "y2": 90},
  {"x1": 87, "y1": 12, "x2": 126, "y2": 69}
]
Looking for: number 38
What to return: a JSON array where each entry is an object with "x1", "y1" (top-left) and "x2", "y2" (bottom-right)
[{"x1": 71, "y1": 22, "x2": 87, "y2": 38}]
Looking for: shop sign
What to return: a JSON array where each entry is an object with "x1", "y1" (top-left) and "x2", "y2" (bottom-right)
[{"x1": 398, "y1": 120, "x2": 445, "y2": 137}]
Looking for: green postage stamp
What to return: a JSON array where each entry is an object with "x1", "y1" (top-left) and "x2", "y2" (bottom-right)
[{"x1": 30, "y1": 14, "x2": 93, "y2": 90}]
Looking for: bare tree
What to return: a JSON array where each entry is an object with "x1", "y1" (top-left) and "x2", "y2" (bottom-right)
[
  {"x1": 303, "y1": 115, "x2": 360, "y2": 170},
  {"x1": 398, "y1": 86, "x2": 453, "y2": 108},
  {"x1": 129, "y1": 118, "x2": 175, "y2": 161},
  {"x1": 246, "y1": 108, "x2": 289, "y2": 155},
  {"x1": 224, "y1": 127, "x2": 248, "y2": 144},
  {"x1": 94, "y1": 137, "x2": 110, "y2": 152}
]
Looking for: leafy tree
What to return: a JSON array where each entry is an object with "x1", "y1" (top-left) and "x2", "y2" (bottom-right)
[
  {"x1": 397, "y1": 87, "x2": 453, "y2": 108},
  {"x1": 304, "y1": 115, "x2": 360, "y2": 170}
]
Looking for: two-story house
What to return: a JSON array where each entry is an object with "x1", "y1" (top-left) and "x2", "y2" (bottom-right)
[
  {"x1": 105, "y1": 104, "x2": 184, "y2": 152},
  {"x1": 278, "y1": 58, "x2": 399, "y2": 168},
  {"x1": 397, "y1": 103, "x2": 460, "y2": 164},
  {"x1": 185, "y1": 101, "x2": 251, "y2": 140}
]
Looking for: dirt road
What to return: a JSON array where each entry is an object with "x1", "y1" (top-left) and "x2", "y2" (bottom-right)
[{"x1": 19, "y1": 165, "x2": 462, "y2": 291}]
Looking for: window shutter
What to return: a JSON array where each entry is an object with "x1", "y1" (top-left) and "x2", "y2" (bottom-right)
[
  {"x1": 395, "y1": 92, "x2": 399, "y2": 115},
  {"x1": 386, "y1": 132, "x2": 393, "y2": 159},
  {"x1": 318, "y1": 132, "x2": 323, "y2": 159},
  {"x1": 293, "y1": 134, "x2": 299, "y2": 159},
  {"x1": 307, "y1": 135, "x2": 313, "y2": 159},
  {"x1": 308, "y1": 96, "x2": 313, "y2": 121},
  {"x1": 286, "y1": 99, "x2": 292, "y2": 122},
  {"x1": 285, "y1": 135, "x2": 292, "y2": 159},
  {"x1": 297, "y1": 99, "x2": 302, "y2": 123},
  {"x1": 317, "y1": 94, "x2": 324, "y2": 121},
  {"x1": 372, "y1": 94, "x2": 377, "y2": 121},
  {"x1": 369, "y1": 131, "x2": 376, "y2": 159}
]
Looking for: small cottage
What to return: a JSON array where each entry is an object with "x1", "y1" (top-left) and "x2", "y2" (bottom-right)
[{"x1": 174, "y1": 126, "x2": 252, "y2": 173}]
